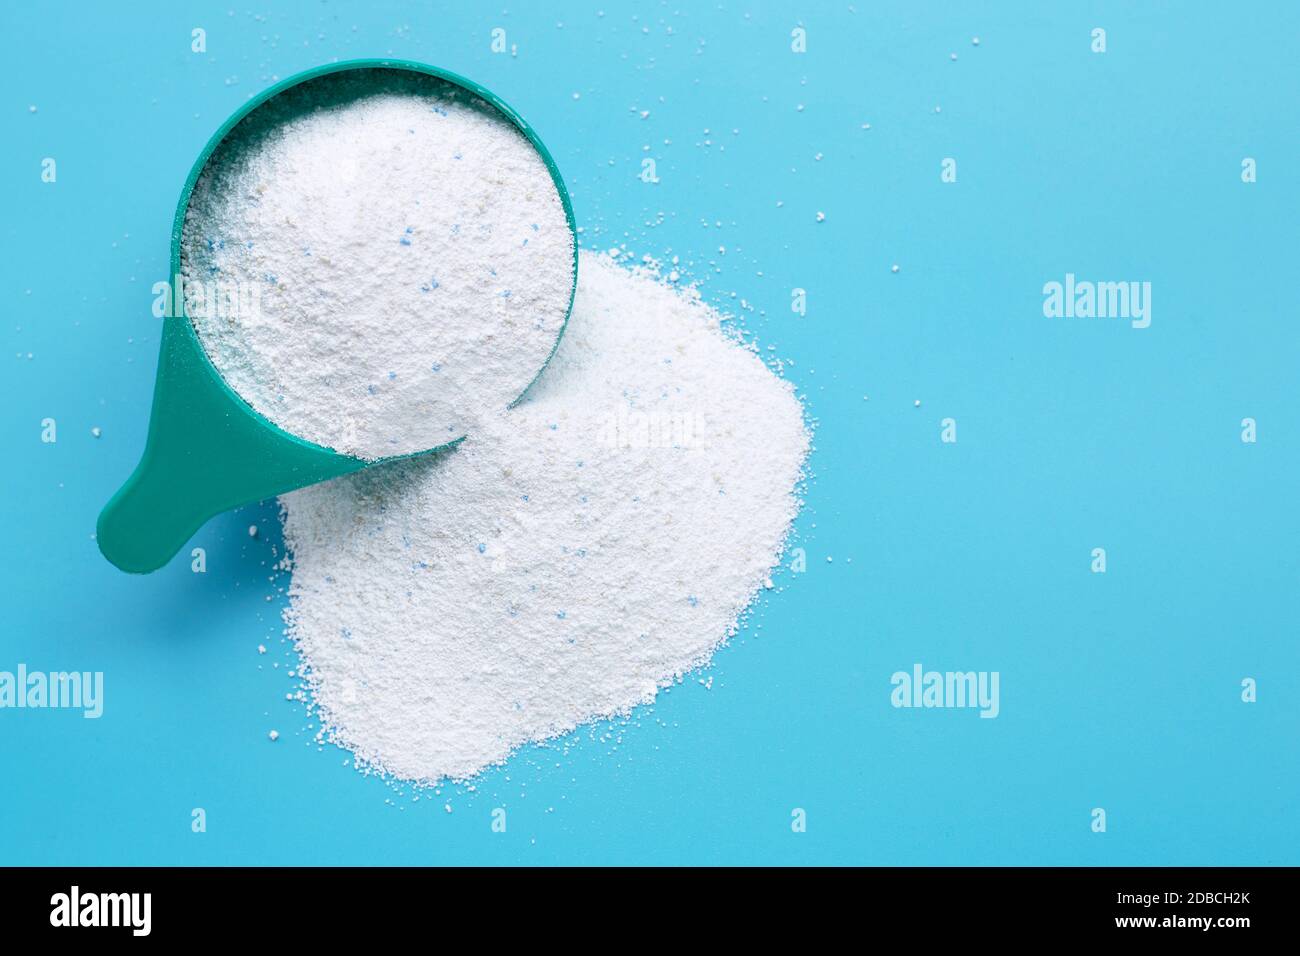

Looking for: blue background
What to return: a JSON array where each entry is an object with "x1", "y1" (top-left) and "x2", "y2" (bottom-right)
[{"x1": 2, "y1": 1, "x2": 1297, "y2": 865}]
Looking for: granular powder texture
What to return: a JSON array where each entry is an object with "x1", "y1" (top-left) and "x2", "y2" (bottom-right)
[
  {"x1": 282, "y1": 252, "x2": 808, "y2": 783},
  {"x1": 180, "y1": 70, "x2": 573, "y2": 459}
]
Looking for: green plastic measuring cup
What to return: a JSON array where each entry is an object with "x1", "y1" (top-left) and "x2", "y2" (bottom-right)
[{"x1": 97, "y1": 59, "x2": 578, "y2": 574}]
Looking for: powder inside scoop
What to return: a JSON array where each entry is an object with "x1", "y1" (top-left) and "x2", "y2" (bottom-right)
[{"x1": 180, "y1": 69, "x2": 573, "y2": 459}]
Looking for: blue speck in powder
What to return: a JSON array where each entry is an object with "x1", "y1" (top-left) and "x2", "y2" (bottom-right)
[
  {"x1": 556, "y1": 611, "x2": 566, "y2": 620},
  {"x1": 688, "y1": 596, "x2": 699, "y2": 607},
  {"x1": 477, "y1": 543, "x2": 486, "y2": 554}
]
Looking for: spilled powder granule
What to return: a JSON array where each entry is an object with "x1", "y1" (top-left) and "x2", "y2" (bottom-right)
[
  {"x1": 282, "y1": 252, "x2": 809, "y2": 783},
  {"x1": 180, "y1": 70, "x2": 573, "y2": 459}
]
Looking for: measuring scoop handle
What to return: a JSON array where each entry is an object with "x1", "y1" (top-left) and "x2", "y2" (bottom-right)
[
  {"x1": 97, "y1": 456, "x2": 214, "y2": 574},
  {"x1": 97, "y1": 302, "x2": 376, "y2": 573}
]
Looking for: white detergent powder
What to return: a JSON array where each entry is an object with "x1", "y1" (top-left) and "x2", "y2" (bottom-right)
[
  {"x1": 281, "y1": 252, "x2": 809, "y2": 783},
  {"x1": 180, "y1": 70, "x2": 573, "y2": 459}
]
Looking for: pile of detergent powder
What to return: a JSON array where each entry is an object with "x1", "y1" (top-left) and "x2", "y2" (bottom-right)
[{"x1": 181, "y1": 69, "x2": 809, "y2": 784}]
